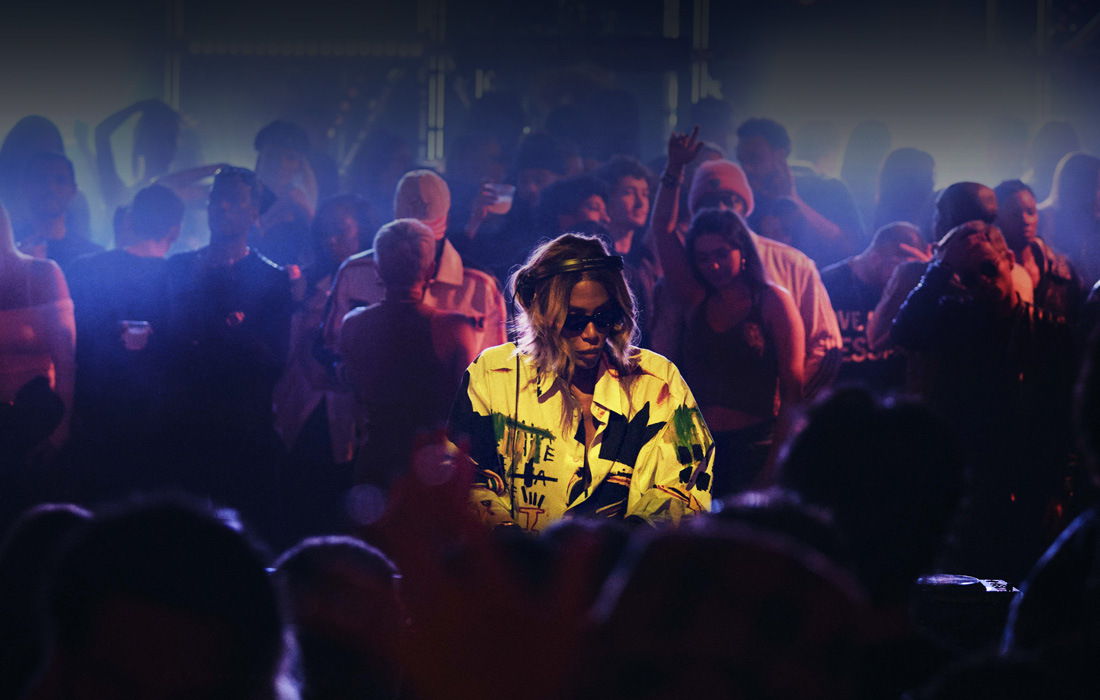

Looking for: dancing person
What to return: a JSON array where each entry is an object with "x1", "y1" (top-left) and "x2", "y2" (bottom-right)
[
  {"x1": 654, "y1": 198, "x2": 804, "y2": 496},
  {"x1": 650, "y1": 128, "x2": 840, "y2": 397},
  {"x1": 94, "y1": 99, "x2": 181, "y2": 217},
  {"x1": 449, "y1": 234, "x2": 714, "y2": 533}
]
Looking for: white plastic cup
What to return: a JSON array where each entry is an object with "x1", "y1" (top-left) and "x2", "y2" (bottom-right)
[
  {"x1": 120, "y1": 320, "x2": 152, "y2": 351},
  {"x1": 486, "y1": 184, "x2": 515, "y2": 215}
]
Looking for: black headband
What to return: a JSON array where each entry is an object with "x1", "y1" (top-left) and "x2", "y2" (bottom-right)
[{"x1": 515, "y1": 255, "x2": 624, "y2": 307}]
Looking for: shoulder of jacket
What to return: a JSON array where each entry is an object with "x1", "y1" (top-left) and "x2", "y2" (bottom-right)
[
  {"x1": 471, "y1": 342, "x2": 520, "y2": 370},
  {"x1": 337, "y1": 250, "x2": 377, "y2": 273},
  {"x1": 462, "y1": 266, "x2": 504, "y2": 293}
]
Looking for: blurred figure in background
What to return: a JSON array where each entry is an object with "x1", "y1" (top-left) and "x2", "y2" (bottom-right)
[
  {"x1": 1023, "y1": 120, "x2": 1079, "y2": 203},
  {"x1": 535, "y1": 174, "x2": 611, "y2": 239},
  {"x1": 0, "y1": 116, "x2": 91, "y2": 241},
  {"x1": 820, "y1": 222, "x2": 928, "y2": 394},
  {"x1": 273, "y1": 536, "x2": 407, "y2": 700},
  {"x1": 0, "y1": 503, "x2": 91, "y2": 700},
  {"x1": 94, "y1": 100, "x2": 181, "y2": 218},
  {"x1": 982, "y1": 115, "x2": 1028, "y2": 186},
  {"x1": 737, "y1": 117, "x2": 865, "y2": 267},
  {"x1": 872, "y1": 147, "x2": 936, "y2": 236},
  {"x1": 840, "y1": 119, "x2": 892, "y2": 230},
  {"x1": 460, "y1": 132, "x2": 575, "y2": 281},
  {"x1": 275, "y1": 193, "x2": 371, "y2": 542},
  {"x1": 252, "y1": 120, "x2": 317, "y2": 266},
  {"x1": 690, "y1": 96, "x2": 737, "y2": 156},
  {"x1": 594, "y1": 156, "x2": 660, "y2": 344},
  {"x1": 15, "y1": 152, "x2": 102, "y2": 269},
  {"x1": 867, "y1": 181, "x2": 1015, "y2": 351},
  {"x1": 28, "y1": 498, "x2": 296, "y2": 700},
  {"x1": 344, "y1": 129, "x2": 415, "y2": 237},
  {"x1": 793, "y1": 120, "x2": 842, "y2": 179},
  {"x1": 1038, "y1": 152, "x2": 1100, "y2": 287}
]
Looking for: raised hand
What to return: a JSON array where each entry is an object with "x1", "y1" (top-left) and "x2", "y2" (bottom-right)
[{"x1": 666, "y1": 126, "x2": 704, "y2": 172}]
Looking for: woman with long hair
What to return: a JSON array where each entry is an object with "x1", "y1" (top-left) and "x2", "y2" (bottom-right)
[
  {"x1": 449, "y1": 233, "x2": 713, "y2": 533},
  {"x1": 653, "y1": 130, "x2": 805, "y2": 498}
]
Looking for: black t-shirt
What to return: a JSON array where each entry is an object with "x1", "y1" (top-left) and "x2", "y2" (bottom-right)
[
  {"x1": 819, "y1": 259, "x2": 904, "y2": 393},
  {"x1": 791, "y1": 168, "x2": 866, "y2": 267},
  {"x1": 67, "y1": 250, "x2": 170, "y2": 437},
  {"x1": 163, "y1": 248, "x2": 293, "y2": 433}
]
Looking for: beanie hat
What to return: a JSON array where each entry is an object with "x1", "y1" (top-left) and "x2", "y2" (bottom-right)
[
  {"x1": 393, "y1": 169, "x2": 451, "y2": 238},
  {"x1": 689, "y1": 159, "x2": 754, "y2": 217}
]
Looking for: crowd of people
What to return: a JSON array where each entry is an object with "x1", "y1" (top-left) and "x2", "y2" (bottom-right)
[{"x1": 2, "y1": 93, "x2": 1100, "y2": 699}]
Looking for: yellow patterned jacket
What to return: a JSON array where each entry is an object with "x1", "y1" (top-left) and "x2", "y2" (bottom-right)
[{"x1": 449, "y1": 343, "x2": 714, "y2": 533}]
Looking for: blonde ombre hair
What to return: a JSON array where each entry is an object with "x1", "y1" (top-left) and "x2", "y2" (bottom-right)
[{"x1": 510, "y1": 234, "x2": 640, "y2": 406}]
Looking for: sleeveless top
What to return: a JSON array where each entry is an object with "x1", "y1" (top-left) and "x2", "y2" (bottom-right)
[
  {"x1": 680, "y1": 290, "x2": 779, "y2": 419},
  {"x1": 0, "y1": 299, "x2": 74, "y2": 402}
]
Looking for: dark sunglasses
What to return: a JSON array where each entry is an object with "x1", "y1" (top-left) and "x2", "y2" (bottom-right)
[
  {"x1": 959, "y1": 260, "x2": 1001, "y2": 289},
  {"x1": 561, "y1": 307, "x2": 624, "y2": 332}
]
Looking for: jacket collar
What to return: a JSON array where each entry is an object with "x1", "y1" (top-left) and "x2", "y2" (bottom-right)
[{"x1": 433, "y1": 238, "x2": 464, "y2": 287}]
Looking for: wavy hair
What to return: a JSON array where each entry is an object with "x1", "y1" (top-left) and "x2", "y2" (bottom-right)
[
  {"x1": 510, "y1": 233, "x2": 639, "y2": 405},
  {"x1": 685, "y1": 208, "x2": 769, "y2": 294}
]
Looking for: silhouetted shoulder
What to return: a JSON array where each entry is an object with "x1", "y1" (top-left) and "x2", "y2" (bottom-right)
[{"x1": 27, "y1": 257, "x2": 69, "y2": 304}]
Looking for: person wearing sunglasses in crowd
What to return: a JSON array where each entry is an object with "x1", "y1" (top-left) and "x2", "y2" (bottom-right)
[{"x1": 448, "y1": 233, "x2": 714, "y2": 534}]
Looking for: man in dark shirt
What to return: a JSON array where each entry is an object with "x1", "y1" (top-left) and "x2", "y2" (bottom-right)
[
  {"x1": 820, "y1": 222, "x2": 927, "y2": 393},
  {"x1": 67, "y1": 185, "x2": 183, "y2": 475},
  {"x1": 736, "y1": 118, "x2": 864, "y2": 267},
  {"x1": 164, "y1": 167, "x2": 293, "y2": 536}
]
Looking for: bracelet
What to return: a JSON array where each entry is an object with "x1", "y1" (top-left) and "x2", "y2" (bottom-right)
[{"x1": 660, "y1": 169, "x2": 682, "y2": 189}]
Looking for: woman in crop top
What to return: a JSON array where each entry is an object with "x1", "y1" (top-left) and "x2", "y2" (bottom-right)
[{"x1": 654, "y1": 178, "x2": 804, "y2": 496}]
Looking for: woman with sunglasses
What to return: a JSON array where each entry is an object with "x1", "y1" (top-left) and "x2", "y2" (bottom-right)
[
  {"x1": 656, "y1": 133, "x2": 805, "y2": 497},
  {"x1": 449, "y1": 233, "x2": 714, "y2": 533}
]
